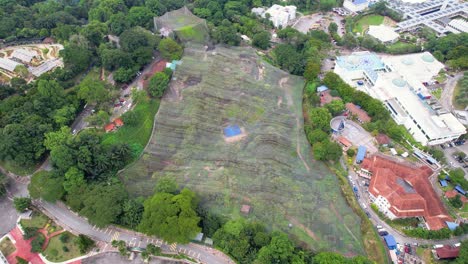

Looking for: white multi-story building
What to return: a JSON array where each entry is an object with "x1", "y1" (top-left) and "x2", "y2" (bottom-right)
[
  {"x1": 252, "y1": 4, "x2": 296, "y2": 28},
  {"x1": 334, "y1": 51, "x2": 466, "y2": 146}
]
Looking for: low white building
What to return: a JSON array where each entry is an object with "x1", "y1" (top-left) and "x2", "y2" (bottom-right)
[
  {"x1": 252, "y1": 4, "x2": 296, "y2": 28},
  {"x1": 0, "y1": 57, "x2": 22, "y2": 72},
  {"x1": 11, "y1": 48, "x2": 38, "y2": 63},
  {"x1": 446, "y1": 18, "x2": 468, "y2": 34},
  {"x1": 343, "y1": 0, "x2": 369, "y2": 13},
  {"x1": 367, "y1": 25, "x2": 399, "y2": 43},
  {"x1": 334, "y1": 51, "x2": 466, "y2": 146}
]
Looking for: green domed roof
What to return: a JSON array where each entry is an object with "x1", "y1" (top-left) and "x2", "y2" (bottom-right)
[
  {"x1": 421, "y1": 53, "x2": 435, "y2": 62},
  {"x1": 392, "y1": 78, "x2": 406, "y2": 87}
]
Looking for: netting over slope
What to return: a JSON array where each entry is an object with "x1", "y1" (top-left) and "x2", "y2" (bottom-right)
[
  {"x1": 154, "y1": 7, "x2": 209, "y2": 43},
  {"x1": 120, "y1": 44, "x2": 364, "y2": 255}
]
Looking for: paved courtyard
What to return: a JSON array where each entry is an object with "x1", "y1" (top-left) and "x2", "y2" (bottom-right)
[{"x1": 340, "y1": 120, "x2": 378, "y2": 154}]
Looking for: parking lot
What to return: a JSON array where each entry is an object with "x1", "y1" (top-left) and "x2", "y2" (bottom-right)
[{"x1": 340, "y1": 120, "x2": 378, "y2": 153}]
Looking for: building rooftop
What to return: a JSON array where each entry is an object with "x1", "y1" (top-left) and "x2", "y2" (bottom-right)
[
  {"x1": 363, "y1": 155, "x2": 452, "y2": 230},
  {"x1": 11, "y1": 48, "x2": 38, "y2": 63},
  {"x1": 0, "y1": 58, "x2": 21, "y2": 72},
  {"x1": 381, "y1": 52, "x2": 445, "y2": 84},
  {"x1": 375, "y1": 134, "x2": 391, "y2": 145},
  {"x1": 445, "y1": 189, "x2": 468, "y2": 203},
  {"x1": 336, "y1": 52, "x2": 386, "y2": 84},
  {"x1": 346, "y1": 103, "x2": 371, "y2": 123},
  {"x1": 435, "y1": 245, "x2": 460, "y2": 259},
  {"x1": 367, "y1": 25, "x2": 400, "y2": 43},
  {"x1": 447, "y1": 18, "x2": 468, "y2": 33},
  {"x1": 372, "y1": 71, "x2": 466, "y2": 141}
]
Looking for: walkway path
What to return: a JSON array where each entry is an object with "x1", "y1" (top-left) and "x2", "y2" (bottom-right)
[{"x1": 440, "y1": 72, "x2": 463, "y2": 112}]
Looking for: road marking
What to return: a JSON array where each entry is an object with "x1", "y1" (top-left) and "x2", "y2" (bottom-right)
[
  {"x1": 111, "y1": 232, "x2": 120, "y2": 241},
  {"x1": 146, "y1": 238, "x2": 150, "y2": 243},
  {"x1": 170, "y1": 243, "x2": 177, "y2": 251},
  {"x1": 188, "y1": 250, "x2": 193, "y2": 255},
  {"x1": 138, "y1": 241, "x2": 141, "y2": 247},
  {"x1": 197, "y1": 253, "x2": 200, "y2": 259}
]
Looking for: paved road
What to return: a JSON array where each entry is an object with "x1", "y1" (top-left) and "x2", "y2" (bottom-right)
[
  {"x1": 440, "y1": 72, "x2": 463, "y2": 112},
  {"x1": 36, "y1": 200, "x2": 232, "y2": 264},
  {"x1": 83, "y1": 252, "x2": 184, "y2": 264}
]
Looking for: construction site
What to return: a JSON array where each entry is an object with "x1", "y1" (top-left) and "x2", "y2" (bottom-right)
[{"x1": 120, "y1": 43, "x2": 365, "y2": 255}]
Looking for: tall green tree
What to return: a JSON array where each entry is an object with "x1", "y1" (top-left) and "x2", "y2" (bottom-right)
[
  {"x1": 138, "y1": 188, "x2": 200, "y2": 243},
  {"x1": 158, "y1": 38, "x2": 183, "y2": 61},
  {"x1": 28, "y1": 171, "x2": 65, "y2": 202},
  {"x1": 148, "y1": 72, "x2": 170, "y2": 98}
]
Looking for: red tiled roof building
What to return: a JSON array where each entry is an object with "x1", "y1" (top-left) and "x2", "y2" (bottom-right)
[
  {"x1": 345, "y1": 103, "x2": 371, "y2": 123},
  {"x1": 114, "y1": 118, "x2": 124, "y2": 127},
  {"x1": 104, "y1": 123, "x2": 116, "y2": 133},
  {"x1": 435, "y1": 245, "x2": 460, "y2": 259},
  {"x1": 362, "y1": 155, "x2": 452, "y2": 230}
]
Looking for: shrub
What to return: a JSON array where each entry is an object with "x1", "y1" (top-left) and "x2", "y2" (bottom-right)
[
  {"x1": 31, "y1": 234, "x2": 45, "y2": 252},
  {"x1": 59, "y1": 233, "x2": 70, "y2": 243}
]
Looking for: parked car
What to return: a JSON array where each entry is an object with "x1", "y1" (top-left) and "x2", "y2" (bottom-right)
[
  {"x1": 119, "y1": 98, "x2": 125, "y2": 103},
  {"x1": 114, "y1": 103, "x2": 121, "y2": 107}
]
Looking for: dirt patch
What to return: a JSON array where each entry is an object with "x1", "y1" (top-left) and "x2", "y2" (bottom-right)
[
  {"x1": 185, "y1": 76, "x2": 202, "y2": 86},
  {"x1": 383, "y1": 16, "x2": 397, "y2": 27}
]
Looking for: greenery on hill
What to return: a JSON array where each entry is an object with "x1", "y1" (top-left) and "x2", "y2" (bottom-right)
[{"x1": 454, "y1": 72, "x2": 468, "y2": 109}]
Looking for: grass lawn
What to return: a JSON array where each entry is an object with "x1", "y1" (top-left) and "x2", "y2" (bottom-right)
[
  {"x1": 353, "y1": 15, "x2": 384, "y2": 34},
  {"x1": 20, "y1": 211, "x2": 49, "y2": 229},
  {"x1": 431, "y1": 88, "x2": 442, "y2": 99},
  {"x1": 0, "y1": 237, "x2": 16, "y2": 256},
  {"x1": 0, "y1": 160, "x2": 36, "y2": 176},
  {"x1": 43, "y1": 232, "x2": 82, "y2": 262},
  {"x1": 102, "y1": 98, "x2": 160, "y2": 158}
]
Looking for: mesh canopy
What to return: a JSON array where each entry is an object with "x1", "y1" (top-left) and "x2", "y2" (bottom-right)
[
  {"x1": 120, "y1": 44, "x2": 364, "y2": 254},
  {"x1": 154, "y1": 7, "x2": 209, "y2": 43}
]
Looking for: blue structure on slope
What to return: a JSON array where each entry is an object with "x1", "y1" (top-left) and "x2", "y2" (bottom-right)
[
  {"x1": 384, "y1": 235, "x2": 397, "y2": 250},
  {"x1": 356, "y1": 145, "x2": 367, "y2": 164},
  {"x1": 439, "y1": 179, "x2": 448, "y2": 187},
  {"x1": 455, "y1": 185, "x2": 466, "y2": 195},
  {"x1": 224, "y1": 125, "x2": 241, "y2": 137},
  {"x1": 446, "y1": 221, "x2": 459, "y2": 231}
]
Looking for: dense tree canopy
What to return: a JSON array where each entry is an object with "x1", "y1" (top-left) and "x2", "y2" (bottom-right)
[{"x1": 139, "y1": 188, "x2": 201, "y2": 243}]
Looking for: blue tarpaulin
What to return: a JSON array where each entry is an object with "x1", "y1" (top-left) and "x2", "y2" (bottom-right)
[
  {"x1": 356, "y1": 145, "x2": 367, "y2": 163},
  {"x1": 445, "y1": 175, "x2": 451, "y2": 181},
  {"x1": 455, "y1": 185, "x2": 466, "y2": 195},
  {"x1": 224, "y1": 125, "x2": 241, "y2": 137},
  {"x1": 446, "y1": 221, "x2": 459, "y2": 231},
  {"x1": 439, "y1": 180, "x2": 448, "y2": 187},
  {"x1": 384, "y1": 235, "x2": 397, "y2": 250}
]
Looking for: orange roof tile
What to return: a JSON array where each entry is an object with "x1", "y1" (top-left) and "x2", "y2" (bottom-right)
[
  {"x1": 104, "y1": 123, "x2": 115, "y2": 132},
  {"x1": 337, "y1": 136, "x2": 352, "y2": 148},
  {"x1": 435, "y1": 245, "x2": 460, "y2": 259},
  {"x1": 345, "y1": 103, "x2": 371, "y2": 123},
  {"x1": 364, "y1": 155, "x2": 452, "y2": 230},
  {"x1": 114, "y1": 118, "x2": 124, "y2": 127}
]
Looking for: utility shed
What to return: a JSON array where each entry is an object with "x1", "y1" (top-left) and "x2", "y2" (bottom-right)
[
  {"x1": 439, "y1": 179, "x2": 448, "y2": 187},
  {"x1": 356, "y1": 145, "x2": 366, "y2": 164},
  {"x1": 455, "y1": 185, "x2": 466, "y2": 195},
  {"x1": 384, "y1": 235, "x2": 397, "y2": 250}
]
